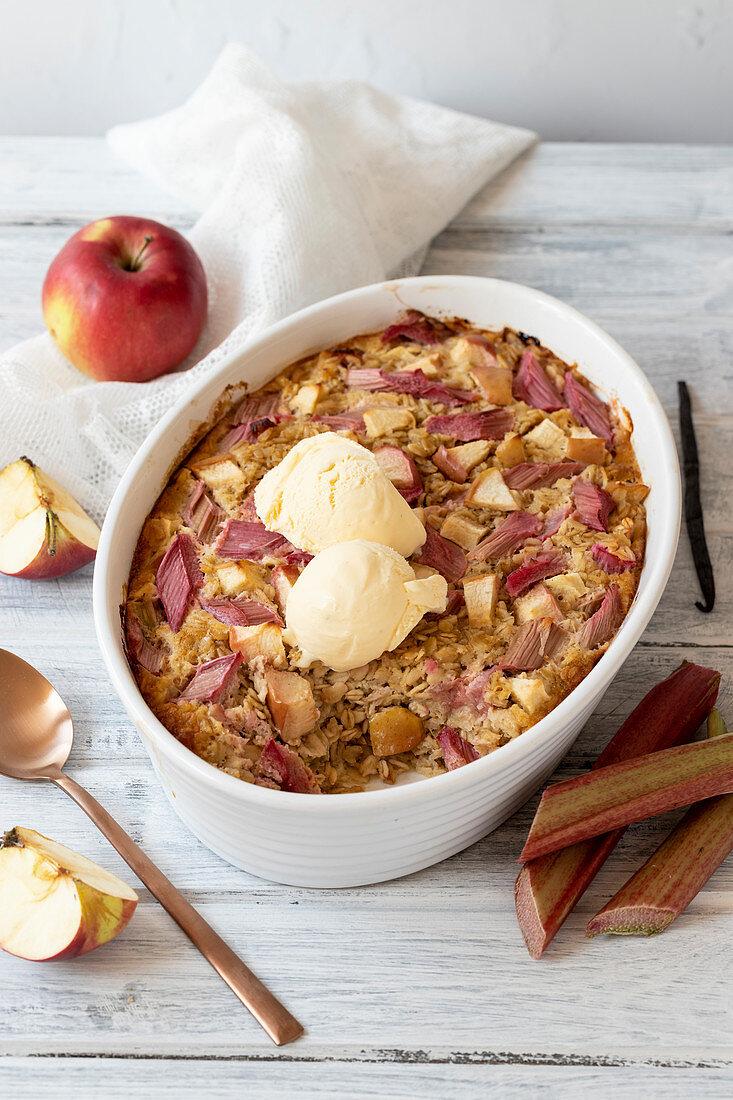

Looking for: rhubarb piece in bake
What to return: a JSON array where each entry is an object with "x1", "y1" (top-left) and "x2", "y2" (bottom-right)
[
  {"x1": 259, "y1": 738, "x2": 321, "y2": 794},
  {"x1": 506, "y1": 552, "x2": 567, "y2": 598},
  {"x1": 471, "y1": 365, "x2": 513, "y2": 405},
  {"x1": 156, "y1": 532, "x2": 203, "y2": 632},
  {"x1": 270, "y1": 564, "x2": 300, "y2": 616},
  {"x1": 346, "y1": 367, "x2": 475, "y2": 407},
  {"x1": 463, "y1": 573, "x2": 500, "y2": 627},
  {"x1": 432, "y1": 440, "x2": 491, "y2": 483},
  {"x1": 563, "y1": 371, "x2": 614, "y2": 448},
  {"x1": 219, "y1": 417, "x2": 277, "y2": 451},
  {"x1": 591, "y1": 543, "x2": 636, "y2": 574},
  {"x1": 572, "y1": 480, "x2": 615, "y2": 533},
  {"x1": 424, "y1": 408, "x2": 513, "y2": 441},
  {"x1": 214, "y1": 519, "x2": 292, "y2": 562},
  {"x1": 263, "y1": 668, "x2": 319, "y2": 742},
  {"x1": 469, "y1": 511, "x2": 542, "y2": 562},
  {"x1": 285, "y1": 550, "x2": 314, "y2": 565},
  {"x1": 503, "y1": 461, "x2": 584, "y2": 491},
  {"x1": 413, "y1": 524, "x2": 467, "y2": 583},
  {"x1": 229, "y1": 623, "x2": 286, "y2": 668},
  {"x1": 465, "y1": 468, "x2": 520, "y2": 510},
  {"x1": 239, "y1": 490, "x2": 259, "y2": 522},
  {"x1": 380, "y1": 310, "x2": 447, "y2": 346},
  {"x1": 542, "y1": 504, "x2": 572, "y2": 539},
  {"x1": 311, "y1": 409, "x2": 366, "y2": 433},
  {"x1": 497, "y1": 618, "x2": 567, "y2": 672},
  {"x1": 515, "y1": 661, "x2": 721, "y2": 957},
  {"x1": 432, "y1": 667, "x2": 495, "y2": 715},
  {"x1": 125, "y1": 613, "x2": 165, "y2": 675},
  {"x1": 579, "y1": 584, "x2": 623, "y2": 648},
  {"x1": 233, "y1": 392, "x2": 282, "y2": 427},
  {"x1": 512, "y1": 351, "x2": 565, "y2": 412},
  {"x1": 183, "y1": 480, "x2": 222, "y2": 543},
  {"x1": 201, "y1": 595, "x2": 283, "y2": 628},
  {"x1": 369, "y1": 707, "x2": 424, "y2": 756},
  {"x1": 373, "y1": 445, "x2": 423, "y2": 503},
  {"x1": 438, "y1": 726, "x2": 480, "y2": 770},
  {"x1": 178, "y1": 652, "x2": 242, "y2": 704}
]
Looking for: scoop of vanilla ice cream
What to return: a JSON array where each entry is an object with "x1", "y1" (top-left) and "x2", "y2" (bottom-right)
[
  {"x1": 284, "y1": 540, "x2": 447, "y2": 672},
  {"x1": 254, "y1": 432, "x2": 426, "y2": 557}
]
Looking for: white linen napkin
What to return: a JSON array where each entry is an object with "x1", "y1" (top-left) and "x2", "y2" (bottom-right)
[{"x1": 0, "y1": 44, "x2": 535, "y2": 520}]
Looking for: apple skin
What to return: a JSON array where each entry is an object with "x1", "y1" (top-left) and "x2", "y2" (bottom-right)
[
  {"x1": 11, "y1": 511, "x2": 97, "y2": 580},
  {"x1": 34, "y1": 878, "x2": 138, "y2": 962},
  {"x1": 42, "y1": 215, "x2": 207, "y2": 382}
]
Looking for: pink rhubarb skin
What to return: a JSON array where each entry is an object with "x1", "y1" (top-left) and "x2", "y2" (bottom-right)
[
  {"x1": 514, "y1": 662, "x2": 720, "y2": 958},
  {"x1": 519, "y1": 732, "x2": 733, "y2": 863},
  {"x1": 586, "y1": 709, "x2": 733, "y2": 937}
]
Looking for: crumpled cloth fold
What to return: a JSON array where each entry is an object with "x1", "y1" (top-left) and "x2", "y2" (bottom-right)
[{"x1": 0, "y1": 44, "x2": 535, "y2": 519}]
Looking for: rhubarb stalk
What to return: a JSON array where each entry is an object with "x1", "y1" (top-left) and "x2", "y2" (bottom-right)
[
  {"x1": 514, "y1": 662, "x2": 720, "y2": 958},
  {"x1": 586, "y1": 709, "x2": 733, "y2": 937},
  {"x1": 519, "y1": 733, "x2": 733, "y2": 863}
]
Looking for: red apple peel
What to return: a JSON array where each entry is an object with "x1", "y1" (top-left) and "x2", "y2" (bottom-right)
[
  {"x1": 586, "y1": 709, "x2": 733, "y2": 937},
  {"x1": 515, "y1": 662, "x2": 720, "y2": 958},
  {"x1": 42, "y1": 215, "x2": 207, "y2": 382}
]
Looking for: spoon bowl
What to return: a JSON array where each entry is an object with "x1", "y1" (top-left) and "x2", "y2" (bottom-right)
[{"x1": 0, "y1": 649, "x2": 73, "y2": 780}]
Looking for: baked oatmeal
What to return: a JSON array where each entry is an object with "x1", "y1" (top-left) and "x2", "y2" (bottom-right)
[{"x1": 124, "y1": 310, "x2": 647, "y2": 793}]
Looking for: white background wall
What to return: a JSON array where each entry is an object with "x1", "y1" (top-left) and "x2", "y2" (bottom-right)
[{"x1": 1, "y1": 0, "x2": 732, "y2": 141}]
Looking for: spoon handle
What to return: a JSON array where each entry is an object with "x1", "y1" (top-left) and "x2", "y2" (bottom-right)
[{"x1": 52, "y1": 770, "x2": 303, "y2": 1046}]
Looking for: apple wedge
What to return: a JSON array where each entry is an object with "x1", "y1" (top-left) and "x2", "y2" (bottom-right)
[
  {"x1": 0, "y1": 827, "x2": 137, "y2": 961},
  {"x1": 0, "y1": 457, "x2": 100, "y2": 578}
]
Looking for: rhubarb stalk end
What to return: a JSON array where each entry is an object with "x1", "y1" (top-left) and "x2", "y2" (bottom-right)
[{"x1": 586, "y1": 905, "x2": 675, "y2": 938}]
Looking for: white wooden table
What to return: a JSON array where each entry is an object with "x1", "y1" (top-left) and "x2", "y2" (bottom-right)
[{"x1": 1, "y1": 140, "x2": 732, "y2": 1099}]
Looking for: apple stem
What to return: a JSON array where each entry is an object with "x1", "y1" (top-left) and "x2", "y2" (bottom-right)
[{"x1": 130, "y1": 235, "x2": 154, "y2": 271}]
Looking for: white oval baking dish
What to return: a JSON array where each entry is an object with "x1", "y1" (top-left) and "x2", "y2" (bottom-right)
[{"x1": 93, "y1": 276, "x2": 680, "y2": 888}]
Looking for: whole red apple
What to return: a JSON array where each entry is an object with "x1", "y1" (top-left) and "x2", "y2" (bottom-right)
[{"x1": 42, "y1": 215, "x2": 207, "y2": 382}]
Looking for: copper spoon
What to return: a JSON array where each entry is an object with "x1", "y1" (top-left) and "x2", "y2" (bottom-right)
[{"x1": 0, "y1": 648, "x2": 303, "y2": 1046}]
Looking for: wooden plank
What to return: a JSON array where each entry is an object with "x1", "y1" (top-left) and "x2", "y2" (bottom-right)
[
  {"x1": 1, "y1": 140, "x2": 733, "y2": 230},
  {"x1": 424, "y1": 228, "x2": 733, "y2": 323},
  {"x1": 458, "y1": 143, "x2": 733, "y2": 230},
  {"x1": 1, "y1": 1057, "x2": 733, "y2": 1099},
  {"x1": 0, "y1": 137, "x2": 197, "y2": 225},
  {"x1": 6, "y1": 217, "x2": 733, "y2": 349}
]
